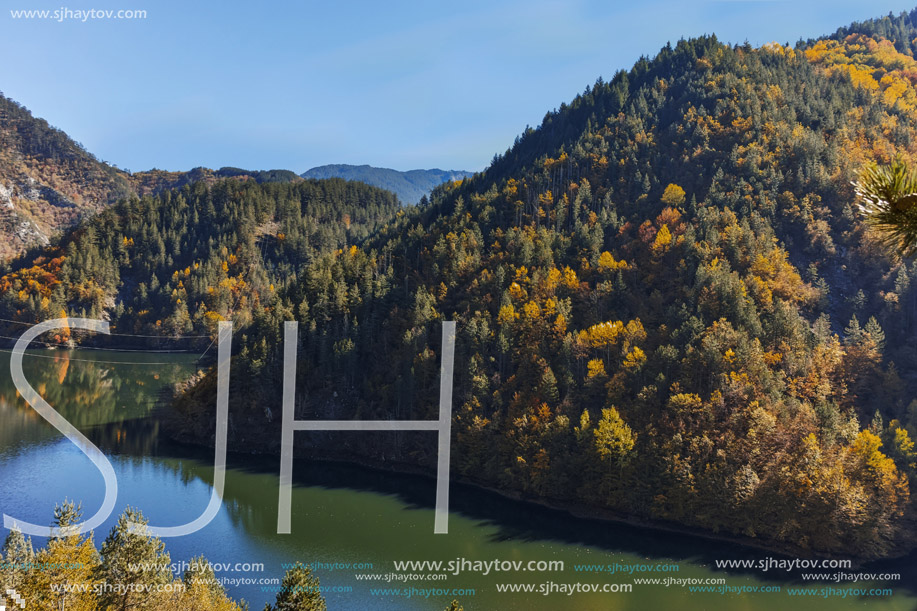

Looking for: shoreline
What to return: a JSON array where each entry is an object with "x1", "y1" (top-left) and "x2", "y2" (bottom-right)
[
  {"x1": 287, "y1": 455, "x2": 878, "y2": 564},
  {"x1": 162, "y1": 425, "x2": 913, "y2": 567}
]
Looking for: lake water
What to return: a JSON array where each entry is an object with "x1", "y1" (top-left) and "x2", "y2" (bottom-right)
[{"x1": 0, "y1": 349, "x2": 915, "y2": 610}]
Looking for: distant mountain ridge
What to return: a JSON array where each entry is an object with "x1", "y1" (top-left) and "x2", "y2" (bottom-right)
[
  {"x1": 301, "y1": 164, "x2": 474, "y2": 204},
  {"x1": 0, "y1": 92, "x2": 469, "y2": 256}
]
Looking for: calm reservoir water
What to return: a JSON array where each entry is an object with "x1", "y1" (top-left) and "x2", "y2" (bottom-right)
[{"x1": 0, "y1": 349, "x2": 915, "y2": 610}]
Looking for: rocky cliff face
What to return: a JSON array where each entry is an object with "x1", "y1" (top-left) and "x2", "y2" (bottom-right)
[{"x1": 0, "y1": 93, "x2": 132, "y2": 258}]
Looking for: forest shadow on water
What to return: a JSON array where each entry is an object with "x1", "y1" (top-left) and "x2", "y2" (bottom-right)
[{"x1": 88, "y1": 416, "x2": 917, "y2": 601}]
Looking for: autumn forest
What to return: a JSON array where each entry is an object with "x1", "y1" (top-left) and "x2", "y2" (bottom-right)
[{"x1": 4, "y1": 7, "x2": 917, "y2": 589}]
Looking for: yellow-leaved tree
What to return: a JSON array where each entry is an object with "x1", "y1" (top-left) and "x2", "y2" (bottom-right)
[{"x1": 19, "y1": 501, "x2": 101, "y2": 611}]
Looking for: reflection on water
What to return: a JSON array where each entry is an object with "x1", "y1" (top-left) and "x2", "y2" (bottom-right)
[
  {"x1": 0, "y1": 350, "x2": 193, "y2": 455},
  {"x1": 0, "y1": 350, "x2": 915, "y2": 610},
  {"x1": 0, "y1": 350, "x2": 194, "y2": 423}
]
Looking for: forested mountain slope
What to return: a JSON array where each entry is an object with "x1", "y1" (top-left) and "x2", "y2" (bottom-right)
[
  {"x1": 176, "y1": 12, "x2": 917, "y2": 559},
  {"x1": 0, "y1": 179, "x2": 401, "y2": 343}
]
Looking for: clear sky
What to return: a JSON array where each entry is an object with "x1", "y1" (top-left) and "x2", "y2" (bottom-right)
[{"x1": 0, "y1": 0, "x2": 913, "y2": 173}]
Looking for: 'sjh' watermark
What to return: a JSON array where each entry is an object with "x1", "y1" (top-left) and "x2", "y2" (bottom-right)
[{"x1": 3, "y1": 319, "x2": 456, "y2": 539}]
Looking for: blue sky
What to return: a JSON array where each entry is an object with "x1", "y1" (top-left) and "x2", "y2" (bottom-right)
[{"x1": 0, "y1": 0, "x2": 913, "y2": 173}]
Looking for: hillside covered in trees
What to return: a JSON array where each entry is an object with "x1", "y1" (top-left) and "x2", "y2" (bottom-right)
[
  {"x1": 171, "y1": 10, "x2": 917, "y2": 559},
  {"x1": 0, "y1": 178, "x2": 402, "y2": 343}
]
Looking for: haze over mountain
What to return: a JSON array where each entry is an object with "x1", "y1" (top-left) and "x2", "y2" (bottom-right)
[{"x1": 301, "y1": 164, "x2": 474, "y2": 205}]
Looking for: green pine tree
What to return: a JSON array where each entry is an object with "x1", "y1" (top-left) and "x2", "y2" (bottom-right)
[
  {"x1": 97, "y1": 507, "x2": 173, "y2": 611},
  {"x1": 263, "y1": 562, "x2": 326, "y2": 611}
]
